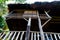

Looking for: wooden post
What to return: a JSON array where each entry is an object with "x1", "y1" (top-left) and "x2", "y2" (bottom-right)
[
  {"x1": 37, "y1": 11, "x2": 45, "y2": 40},
  {"x1": 25, "y1": 18, "x2": 31, "y2": 40}
]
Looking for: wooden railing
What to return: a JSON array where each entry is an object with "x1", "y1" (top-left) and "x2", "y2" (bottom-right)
[{"x1": 0, "y1": 31, "x2": 60, "y2": 40}]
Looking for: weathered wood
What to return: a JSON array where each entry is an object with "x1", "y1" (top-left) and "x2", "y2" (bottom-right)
[{"x1": 37, "y1": 11, "x2": 45, "y2": 40}]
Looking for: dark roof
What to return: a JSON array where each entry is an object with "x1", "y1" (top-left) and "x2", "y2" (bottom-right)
[{"x1": 8, "y1": 1, "x2": 60, "y2": 16}]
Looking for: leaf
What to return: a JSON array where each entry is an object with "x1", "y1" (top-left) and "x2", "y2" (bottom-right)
[{"x1": 0, "y1": 16, "x2": 5, "y2": 28}]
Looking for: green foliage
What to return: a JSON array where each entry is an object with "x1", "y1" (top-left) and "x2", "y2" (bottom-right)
[
  {"x1": 0, "y1": 0, "x2": 8, "y2": 16},
  {"x1": 16, "y1": 0, "x2": 26, "y2": 3},
  {"x1": 0, "y1": 16, "x2": 9, "y2": 33},
  {"x1": 0, "y1": 0, "x2": 5, "y2": 3},
  {"x1": 0, "y1": 0, "x2": 8, "y2": 3},
  {"x1": 0, "y1": 0, "x2": 9, "y2": 32},
  {"x1": 0, "y1": 16, "x2": 5, "y2": 28}
]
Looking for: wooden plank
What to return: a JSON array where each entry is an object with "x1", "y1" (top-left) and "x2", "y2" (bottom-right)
[
  {"x1": 31, "y1": 33, "x2": 33, "y2": 40},
  {"x1": 15, "y1": 32, "x2": 20, "y2": 40},
  {"x1": 20, "y1": 32, "x2": 24, "y2": 40}
]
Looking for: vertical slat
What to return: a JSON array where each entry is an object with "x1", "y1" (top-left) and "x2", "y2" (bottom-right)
[
  {"x1": 11, "y1": 32, "x2": 16, "y2": 40},
  {"x1": 37, "y1": 32, "x2": 39, "y2": 40},
  {"x1": 58, "y1": 34, "x2": 60, "y2": 39},
  {"x1": 15, "y1": 32, "x2": 20, "y2": 40},
  {"x1": 31, "y1": 32, "x2": 33, "y2": 40},
  {"x1": 0, "y1": 32, "x2": 5, "y2": 38},
  {"x1": 54, "y1": 34, "x2": 57, "y2": 40},
  {"x1": 3, "y1": 32, "x2": 10, "y2": 40},
  {"x1": 34, "y1": 32, "x2": 36, "y2": 40},
  {"x1": 7, "y1": 32, "x2": 13, "y2": 40},
  {"x1": 0, "y1": 33, "x2": 2, "y2": 36},
  {"x1": 50, "y1": 34, "x2": 53, "y2": 40},
  {"x1": 45, "y1": 33, "x2": 49, "y2": 40},
  {"x1": 20, "y1": 32, "x2": 24, "y2": 40}
]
